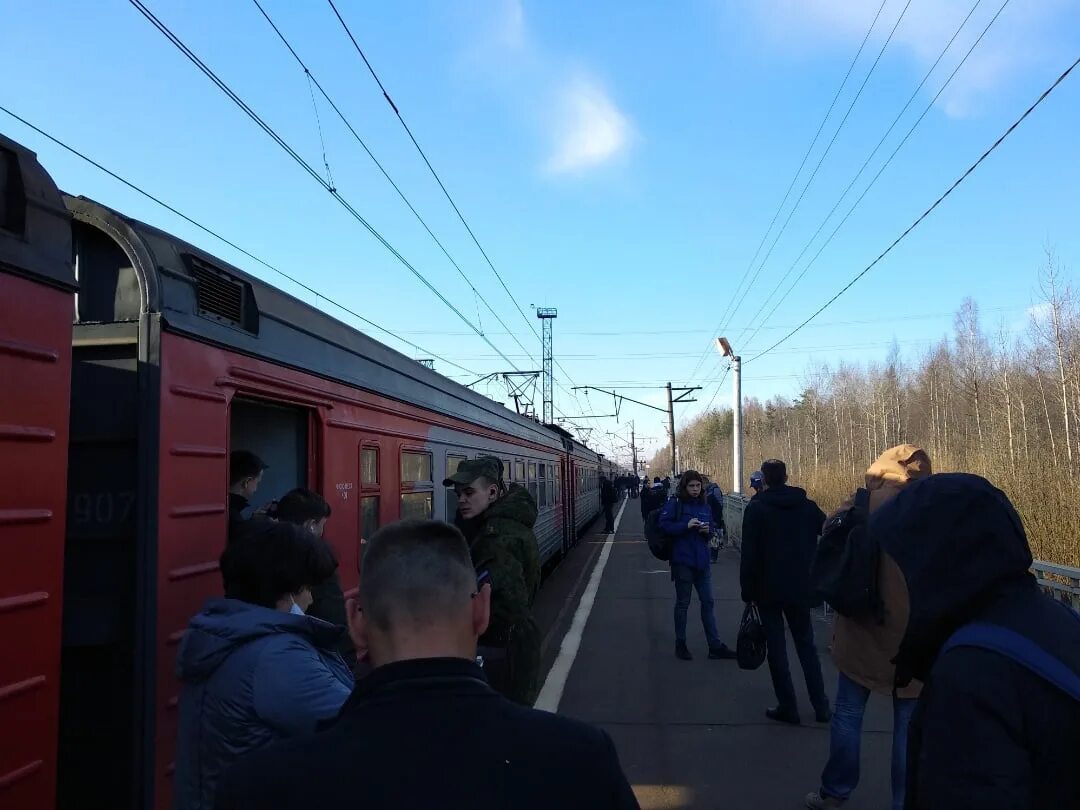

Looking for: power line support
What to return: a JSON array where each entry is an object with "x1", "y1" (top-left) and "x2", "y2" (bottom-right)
[
  {"x1": 666, "y1": 383, "x2": 676, "y2": 478},
  {"x1": 537, "y1": 307, "x2": 558, "y2": 424},
  {"x1": 719, "y1": 338, "x2": 743, "y2": 494}
]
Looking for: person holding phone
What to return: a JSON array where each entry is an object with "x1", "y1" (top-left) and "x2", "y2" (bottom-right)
[{"x1": 659, "y1": 470, "x2": 737, "y2": 662}]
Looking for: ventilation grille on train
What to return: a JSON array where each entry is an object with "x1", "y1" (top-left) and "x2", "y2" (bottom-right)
[{"x1": 185, "y1": 255, "x2": 258, "y2": 333}]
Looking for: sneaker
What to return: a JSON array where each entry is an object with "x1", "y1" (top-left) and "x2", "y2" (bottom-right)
[
  {"x1": 815, "y1": 706, "x2": 832, "y2": 724},
  {"x1": 675, "y1": 641, "x2": 693, "y2": 661},
  {"x1": 708, "y1": 643, "x2": 737, "y2": 660},
  {"x1": 765, "y1": 706, "x2": 801, "y2": 725},
  {"x1": 805, "y1": 791, "x2": 844, "y2": 809}
]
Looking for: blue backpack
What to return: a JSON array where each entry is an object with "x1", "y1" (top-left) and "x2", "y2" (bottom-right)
[{"x1": 942, "y1": 620, "x2": 1080, "y2": 701}]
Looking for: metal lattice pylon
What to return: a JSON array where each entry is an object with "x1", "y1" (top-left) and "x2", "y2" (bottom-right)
[{"x1": 536, "y1": 307, "x2": 558, "y2": 424}]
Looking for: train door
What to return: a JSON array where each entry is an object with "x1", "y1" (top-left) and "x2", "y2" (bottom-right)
[{"x1": 228, "y1": 398, "x2": 311, "y2": 509}]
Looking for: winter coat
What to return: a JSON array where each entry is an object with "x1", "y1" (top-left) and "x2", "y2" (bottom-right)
[
  {"x1": 457, "y1": 483, "x2": 541, "y2": 704},
  {"x1": 705, "y1": 484, "x2": 726, "y2": 534},
  {"x1": 739, "y1": 485, "x2": 826, "y2": 606},
  {"x1": 600, "y1": 479, "x2": 618, "y2": 506},
  {"x1": 307, "y1": 569, "x2": 353, "y2": 660},
  {"x1": 831, "y1": 445, "x2": 931, "y2": 699},
  {"x1": 174, "y1": 598, "x2": 354, "y2": 810},
  {"x1": 227, "y1": 493, "x2": 249, "y2": 540},
  {"x1": 659, "y1": 496, "x2": 713, "y2": 570},
  {"x1": 874, "y1": 473, "x2": 1080, "y2": 809},
  {"x1": 215, "y1": 657, "x2": 641, "y2": 810}
]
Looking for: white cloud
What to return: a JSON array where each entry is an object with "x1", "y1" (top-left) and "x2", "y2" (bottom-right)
[
  {"x1": 461, "y1": 1, "x2": 636, "y2": 176},
  {"x1": 1027, "y1": 301, "x2": 1053, "y2": 324},
  {"x1": 749, "y1": 0, "x2": 1074, "y2": 118},
  {"x1": 544, "y1": 76, "x2": 633, "y2": 174}
]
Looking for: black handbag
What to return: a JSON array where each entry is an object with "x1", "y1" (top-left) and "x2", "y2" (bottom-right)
[{"x1": 737, "y1": 603, "x2": 767, "y2": 670}]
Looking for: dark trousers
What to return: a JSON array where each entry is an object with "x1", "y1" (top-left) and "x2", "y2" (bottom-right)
[
  {"x1": 603, "y1": 502, "x2": 615, "y2": 531},
  {"x1": 759, "y1": 602, "x2": 828, "y2": 716}
]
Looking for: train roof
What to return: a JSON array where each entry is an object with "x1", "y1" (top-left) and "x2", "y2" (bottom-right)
[
  {"x1": 66, "y1": 193, "x2": 596, "y2": 454},
  {"x1": 0, "y1": 134, "x2": 73, "y2": 291}
]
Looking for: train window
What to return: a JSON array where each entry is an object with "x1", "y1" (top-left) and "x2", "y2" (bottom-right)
[
  {"x1": 502, "y1": 459, "x2": 511, "y2": 482},
  {"x1": 360, "y1": 496, "x2": 380, "y2": 541},
  {"x1": 361, "y1": 447, "x2": 379, "y2": 485},
  {"x1": 538, "y1": 463, "x2": 547, "y2": 507},
  {"x1": 401, "y1": 492, "x2": 433, "y2": 520},
  {"x1": 401, "y1": 451, "x2": 432, "y2": 483},
  {"x1": 514, "y1": 460, "x2": 525, "y2": 482},
  {"x1": 527, "y1": 462, "x2": 538, "y2": 503},
  {"x1": 555, "y1": 466, "x2": 562, "y2": 505},
  {"x1": 445, "y1": 454, "x2": 467, "y2": 519}
]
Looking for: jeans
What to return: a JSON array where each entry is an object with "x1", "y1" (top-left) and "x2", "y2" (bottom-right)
[
  {"x1": 603, "y1": 503, "x2": 615, "y2": 531},
  {"x1": 672, "y1": 564, "x2": 721, "y2": 647},
  {"x1": 758, "y1": 603, "x2": 828, "y2": 716},
  {"x1": 820, "y1": 672, "x2": 916, "y2": 810}
]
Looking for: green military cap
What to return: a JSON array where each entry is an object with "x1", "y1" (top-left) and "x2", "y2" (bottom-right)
[{"x1": 442, "y1": 456, "x2": 504, "y2": 488}]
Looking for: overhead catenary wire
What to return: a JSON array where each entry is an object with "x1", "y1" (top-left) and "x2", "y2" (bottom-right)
[
  {"x1": 733, "y1": 0, "x2": 1002, "y2": 357},
  {"x1": 717, "y1": 0, "x2": 915, "y2": 353},
  {"x1": 126, "y1": 0, "x2": 524, "y2": 373},
  {"x1": 684, "y1": 0, "x2": 892, "y2": 383},
  {"x1": 747, "y1": 51, "x2": 1080, "y2": 364},
  {"x1": 0, "y1": 105, "x2": 479, "y2": 377},
  {"x1": 249, "y1": 0, "x2": 543, "y2": 369}
]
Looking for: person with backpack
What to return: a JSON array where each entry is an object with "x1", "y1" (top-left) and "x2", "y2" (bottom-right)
[
  {"x1": 874, "y1": 473, "x2": 1080, "y2": 809},
  {"x1": 740, "y1": 459, "x2": 829, "y2": 725},
  {"x1": 659, "y1": 470, "x2": 736, "y2": 662},
  {"x1": 805, "y1": 445, "x2": 931, "y2": 810}
]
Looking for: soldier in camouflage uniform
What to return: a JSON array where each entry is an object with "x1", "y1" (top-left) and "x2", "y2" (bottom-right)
[{"x1": 444, "y1": 457, "x2": 541, "y2": 705}]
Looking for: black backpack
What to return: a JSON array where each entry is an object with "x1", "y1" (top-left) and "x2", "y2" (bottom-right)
[
  {"x1": 809, "y1": 488, "x2": 883, "y2": 620},
  {"x1": 645, "y1": 498, "x2": 681, "y2": 562}
]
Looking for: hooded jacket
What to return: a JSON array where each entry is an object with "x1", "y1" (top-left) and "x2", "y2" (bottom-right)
[
  {"x1": 831, "y1": 445, "x2": 931, "y2": 698},
  {"x1": 875, "y1": 474, "x2": 1080, "y2": 809},
  {"x1": 740, "y1": 484, "x2": 826, "y2": 605},
  {"x1": 659, "y1": 494, "x2": 714, "y2": 570},
  {"x1": 174, "y1": 598, "x2": 354, "y2": 810}
]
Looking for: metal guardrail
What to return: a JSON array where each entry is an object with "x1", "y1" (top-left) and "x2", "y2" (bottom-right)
[{"x1": 721, "y1": 493, "x2": 1079, "y2": 611}]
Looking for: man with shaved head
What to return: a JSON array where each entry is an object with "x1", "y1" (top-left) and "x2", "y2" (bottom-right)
[{"x1": 216, "y1": 520, "x2": 640, "y2": 810}]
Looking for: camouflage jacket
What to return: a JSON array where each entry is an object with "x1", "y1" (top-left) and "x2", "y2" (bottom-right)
[{"x1": 461, "y1": 484, "x2": 540, "y2": 639}]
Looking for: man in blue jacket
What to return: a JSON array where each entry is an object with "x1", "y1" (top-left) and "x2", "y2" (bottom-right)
[{"x1": 660, "y1": 470, "x2": 737, "y2": 661}]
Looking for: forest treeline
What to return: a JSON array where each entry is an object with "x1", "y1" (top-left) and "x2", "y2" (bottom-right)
[{"x1": 648, "y1": 250, "x2": 1080, "y2": 567}]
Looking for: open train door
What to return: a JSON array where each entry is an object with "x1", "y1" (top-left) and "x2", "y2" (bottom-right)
[{"x1": 0, "y1": 135, "x2": 75, "y2": 808}]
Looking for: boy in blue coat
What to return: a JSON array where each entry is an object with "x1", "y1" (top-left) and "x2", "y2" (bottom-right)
[{"x1": 659, "y1": 470, "x2": 737, "y2": 661}]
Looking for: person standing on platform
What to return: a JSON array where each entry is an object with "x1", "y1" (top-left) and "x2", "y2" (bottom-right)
[
  {"x1": 741, "y1": 458, "x2": 830, "y2": 725},
  {"x1": 272, "y1": 487, "x2": 353, "y2": 660},
  {"x1": 215, "y1": 520, "x2": 641, "y2": 810},
  {"x1": 748, "y1": 470, "x2": 765, "y2": 499},
  {"x1": 704, "y1": 479, "x2": 726, "y2": 563},
  {"x1": 660, "y1": 470, "x2": 737, "y2": 662},
  {"x1": 600, "y1": 473, "x2": 618, "y2": 533},
  {"x1": 805, "y1": 445, "x2": 931, "y2": 810},
  {"x1": 227, "y1": 450, "x2": 267, "y2": 540},
  {"x1": 444, "y1": 457, "x2": 541, "y2": 705}
]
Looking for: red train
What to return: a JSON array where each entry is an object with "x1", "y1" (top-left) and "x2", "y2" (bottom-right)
[{"x1": 0, "y1": 134, "x2": 620, "y2": 810}]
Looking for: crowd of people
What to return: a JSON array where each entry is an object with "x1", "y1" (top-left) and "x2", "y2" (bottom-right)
[
  {"x1": 172, "y1": 442, "x2": 1080, "y2": 810},
  {"x1": 174, "y1": 450, "x2": 639, "y2": 810},
  {"x1": 642, "y1": 446, "x2": 1080, "y2": 810}
]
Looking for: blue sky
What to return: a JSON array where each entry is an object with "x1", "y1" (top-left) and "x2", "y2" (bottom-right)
[{"x1": 4, "y1": 0, "x2": 1080, "y2": 464}]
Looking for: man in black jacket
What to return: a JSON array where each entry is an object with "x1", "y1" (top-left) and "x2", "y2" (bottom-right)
[
  {"x1": 215, "y1": 519, "x2": 640, "y2": 810},
  {"x1": 873, "y1": 473, "x2": 1080, "y2": 809},
  {"x1": 227, "y1": 450, "x2": 266, "y2": 541},
  {"x1": 740, "y1": 458, "x2": 829, "y2": 725},
  {"x1": 600, "y1": 473, "x2": 618, "y2": 532}
]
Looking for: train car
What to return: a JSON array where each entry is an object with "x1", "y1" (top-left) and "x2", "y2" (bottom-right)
[
  {"x1": 52, "y1": 187, "x2": 597, "y2": 809},
  {"x1": 0, "y1": 136, "x2": 76, "y2": 809}
]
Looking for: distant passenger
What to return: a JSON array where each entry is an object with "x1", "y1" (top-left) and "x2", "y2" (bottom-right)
[
  {"x1": 805, "y1": 445, "x2": 931, "y2": 810},
  {"x1": 444, "y1": 457, "x2": 541, "y2": 705},
  {"x1": 174, "y1": 521, "x2": 352, "y2": 810},
  {"x1": 876, "y1": 474, "x2": 1080, "y2": 809},
  {"x1": 704, "y1": 479, "x2": 726, "y2": 563},
  {"x1": 272, "y1": 487, "x2": 352, "y2": 660},
  {"x1": 660, "y1": 470, "x2": 737, "y2": 662},
  {"x1": 600, "y1": 473, "x2": 617, "y2": 532},
  {"x1": 748, "y1": 470, "x2": 764, "y2": 498},
  {"x1": 740, "y1": 458, "x2": 830, "y2": 725},
  {"x1": 215, "y1": 520, "x2": 641, "y2": 810},
  {"x1": 228, "y1": 450, "x2": 267, "y2": 540}
]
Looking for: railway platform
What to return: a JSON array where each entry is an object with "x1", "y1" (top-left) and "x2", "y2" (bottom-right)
[{"x1": 535, "y1": 499, "x2": 895, "y2": 810}]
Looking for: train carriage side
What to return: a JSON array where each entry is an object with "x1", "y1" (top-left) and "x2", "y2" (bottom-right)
[
  {"x1": 0, "y1": 136, "x2": 76, "y2": 810},
  {"x1": 59, "y1": 192, "x2": 572, "y2": 809},
  {"x1": 570, "y1": 443, "x2": 601, "y2": 536}
]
